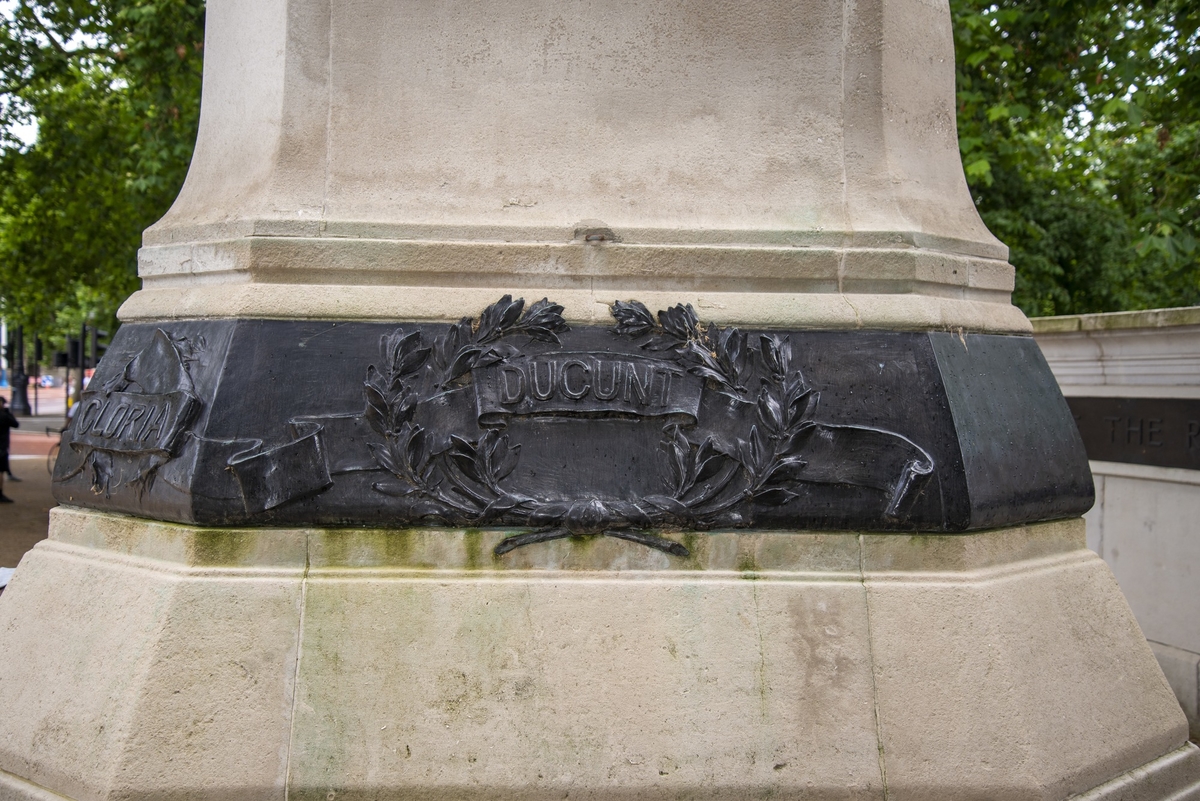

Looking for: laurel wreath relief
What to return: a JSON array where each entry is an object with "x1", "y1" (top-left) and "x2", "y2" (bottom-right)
[{"x1": 360, "y1": 295, "x2": 864, "y2": 559}]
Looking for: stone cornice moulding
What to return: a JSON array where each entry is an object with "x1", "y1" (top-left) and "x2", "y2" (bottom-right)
[
  {"x1": 118, "y1": 284, "x2": 1033, "y2": 333},
  {"x1": 1034, "y1": 318, "x2": 1200, "y2": 389}
]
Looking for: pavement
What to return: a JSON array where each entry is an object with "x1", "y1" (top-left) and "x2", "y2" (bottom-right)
[
  {"x1": 0, "y1": 385, "x2": 69, "y2": 419},
  {"x1": 1, "y1": 412, "x2": 66, "y2": 572}
]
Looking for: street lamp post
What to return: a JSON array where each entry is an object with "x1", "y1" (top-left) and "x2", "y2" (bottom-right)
[
  {"x1": 77, "y1": 322, "x2": 87, "y2": 407},
  {"x1": 32, "y1": 337, "x2": 41, "y2": 416},
  {"x1": 9, "y1": 325, "x2": 31, "y2": 416}
]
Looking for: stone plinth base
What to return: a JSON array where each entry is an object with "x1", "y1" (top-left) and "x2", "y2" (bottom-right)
[
  {"x1": 1034, "y1": 307, "x2": 1200, "y2": 740},
  {"x1": 0, "y1": 509, "x2": 1196, "y2": 800}
]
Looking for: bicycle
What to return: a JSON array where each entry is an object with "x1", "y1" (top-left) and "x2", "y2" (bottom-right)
[{"x1": 45, "y1": 427, "x2": 62, "y2": 476}]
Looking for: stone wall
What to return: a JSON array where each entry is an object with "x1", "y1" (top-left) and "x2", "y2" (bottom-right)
[{"x1": 1034, "y1": 307, "x2": 1200, "y2": 739}]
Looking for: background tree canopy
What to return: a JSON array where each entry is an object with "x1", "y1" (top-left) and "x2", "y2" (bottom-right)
[
  {"x1": 0, "y1": 0, "x2": 203, "y2": 341},
  {"x1": 953, "y1": 0, "x2": 1200, "y2": 315},
  {"x1": 0, "y1": 0, "x2": 1197, "y2": 344}
]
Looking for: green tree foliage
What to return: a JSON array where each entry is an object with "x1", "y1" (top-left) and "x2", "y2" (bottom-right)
[
  {"x1": 0, "y1": 0, "x2": 203, "y2": 338},
  {"x1": 1, "y1": 1, "x2": 1197, "y2": 330},
  {"x1": 953, "y1": 0, "x2": 1200, "y2": 315}
]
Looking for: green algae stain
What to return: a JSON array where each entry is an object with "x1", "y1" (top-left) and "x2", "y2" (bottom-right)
[
  {"x1": 313, "y1": 528, "x2": 419, "y2": 568},
  {"x1": 190, "y1": 529, "x2": 253, "y2": 566},
  {"x1": 314, "y1": 529, "x2": 351, "y2": 567},
  {"x1": 678, "y1": 532, "x2": 701, "y2": 567},
  {"x1": 381, "y1": 529, "x2": 415, "y2": 566},
  {"x1": 463, "y1": 528, "x2": 484, "y2": 570}
]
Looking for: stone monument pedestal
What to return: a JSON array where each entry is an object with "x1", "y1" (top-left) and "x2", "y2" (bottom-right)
[
  {"x1": 0, "y1": 0, "x2": 1197, "y2": 797},
  {"x1": 0, "y1": 510, "x2": 1196, "y2": 800}
]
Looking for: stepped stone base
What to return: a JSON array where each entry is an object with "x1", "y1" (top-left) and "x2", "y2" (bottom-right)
[{"x1": 0, "y1": 508, "x2": 1196, "y2": 800}]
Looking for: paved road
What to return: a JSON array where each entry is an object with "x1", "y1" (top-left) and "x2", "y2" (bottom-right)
[
  {"x1": 1, "y1": 415, "x2": 63, "y2": 569},
  {"x1": 0, "y1": 387, "x2": 69, "y2": 420}
]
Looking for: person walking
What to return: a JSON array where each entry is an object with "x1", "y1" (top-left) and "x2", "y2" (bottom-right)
[{"x1": 0, "y1": 396, "x2": 18, "y2": 502}]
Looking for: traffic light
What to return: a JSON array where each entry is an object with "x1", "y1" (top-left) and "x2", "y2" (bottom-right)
[
  {"x1": 90, "y1": 328, "x2": 109, "y2": 368},
  {"x1": 67, "y1": 337, "x2": 82, "y2": 368},
  {"x1": 45, "y1": 326, "x2": 113, "y2": 369}
]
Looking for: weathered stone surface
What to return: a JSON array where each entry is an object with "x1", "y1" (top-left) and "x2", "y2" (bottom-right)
[
  {"x1": 118, "y1": 286, "x2": 1035, "y2": 334},
  {"x1": 0, "y1": 514, "x2": 303, "y2": 800},
  {"x1": 1071, "y1": 746, "x2": 1200, "y2": 801},
  {"x1": 0, "y1": 509, "x2": 1194, "y2": 800},
  {"x1": 4, "y1": 0, "x2": 1194, "y2": 796},
  {"x1": 1036, "y1": 308, "x2": 1200, "y2": 740},
  {"x1": 866, "y1": 545, "x2": 1185, "y2": 800},
  {"x1": 288, "y1": 573, "x2": 882, "y2": 799},
  {"x1": 1151, "y1": 642, "x2": 1200, "y2": 741},
  {"x1": 123, "y1": 0, "x2": 1026, "y2": 332}
]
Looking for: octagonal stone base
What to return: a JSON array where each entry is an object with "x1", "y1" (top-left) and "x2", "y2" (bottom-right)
[{"x1": 0, "y1": 509, "x2": 1196, "y2": 800}]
